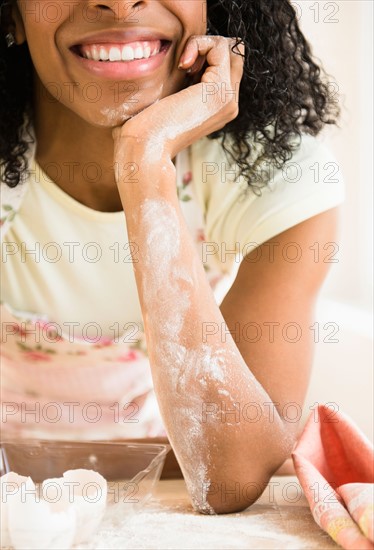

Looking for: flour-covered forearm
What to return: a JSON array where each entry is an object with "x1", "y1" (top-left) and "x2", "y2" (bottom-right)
[{"x1": 115, "y1": 144, "x2": 294, "y2": 514}]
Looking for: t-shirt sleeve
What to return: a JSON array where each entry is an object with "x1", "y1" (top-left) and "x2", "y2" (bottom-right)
[{"x1": 190, "y1": 132, "x2": 345, "y2": 272}]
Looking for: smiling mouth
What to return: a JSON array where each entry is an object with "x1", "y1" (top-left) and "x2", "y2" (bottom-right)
[{"x1": 71, "y1": 40, "x2": 171, "y2": 62}]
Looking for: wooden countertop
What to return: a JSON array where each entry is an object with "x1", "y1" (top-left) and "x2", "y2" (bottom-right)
[{"x1": 86, "y1": 476, "x2": 339, "y2": 549}]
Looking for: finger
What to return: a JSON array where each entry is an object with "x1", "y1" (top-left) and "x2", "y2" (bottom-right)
[
  {"x1": 186, "y1": 56, "x2": 206, "y2": 76},
  {"x1": 179, "y1": 36, "x2": 244, "y2": 71},
  {"x1": 184, "y1": 36, "x2": 233, "y2": 86},
  {"x1": 178, "y1": 35, "x2": 214, "y2": 68},
  {"x1": 179, "y1": 36, "x2": 231, "y2": 81}
]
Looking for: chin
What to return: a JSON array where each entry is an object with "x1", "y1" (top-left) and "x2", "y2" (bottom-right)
[
  {"x1": 75, "y1": 105, "x2": 134, "y2": 129},
  {"x1": 80, "y1": 90, "x2": 164, "y2": 128},
  {"x1": 97, "y1": 106, "x2": 135, "y2": 127}
]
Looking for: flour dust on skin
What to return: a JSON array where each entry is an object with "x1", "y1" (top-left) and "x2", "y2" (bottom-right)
[
  {"x1": 99, "y1": 83, "x2": 164, "y2": 127},
  {"x1": 138, "y1": 198, "x2": 238, "y2": 514},
  {"x1": 99, "y1": 103, "x2": 132, "y2": 125}
]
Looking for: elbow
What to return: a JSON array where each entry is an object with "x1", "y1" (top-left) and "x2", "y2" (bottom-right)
[
  {"x1": 189, "y1": 462, "x2": 277, "y2": 515},
  {"x1": 191, "y1": 473, "x2": 270, "y2": 515},
  {"x1": 191, "y1": 433, "x2": 298, "y2": 515}
]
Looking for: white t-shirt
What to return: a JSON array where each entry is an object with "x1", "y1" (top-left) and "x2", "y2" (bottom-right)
[{"x1": 1, "y1": 132, "x2": 345, "y2": 338}]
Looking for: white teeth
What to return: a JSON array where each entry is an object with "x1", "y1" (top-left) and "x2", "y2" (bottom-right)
[
  {"x1": 99, "y1": 47, "x2": 109, "y2": 61},
  {"x1": 80, "y1": 41, "x2": 165, "y2": 62},
  {"x1": 122, "y1": 45, "x2": 134, "y2": 61},
  {"x1": 109, "y1": 47, "x2": 121, "y2": 61},
  {"x1": 91, "y1": 46, "x2": 100, "y2": 61},
  {"x1": 134, "y1": 46, "x2": 143, "y2": 59}
]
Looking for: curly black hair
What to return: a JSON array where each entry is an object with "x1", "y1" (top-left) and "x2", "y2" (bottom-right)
[{"x1": 0, "y1": 0, "x2": 340, "y2": 191}]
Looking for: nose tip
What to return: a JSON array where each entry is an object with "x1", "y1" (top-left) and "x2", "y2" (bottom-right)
[
  {"x1": 92, "y1": 1, "x2": 145, "y2": 9},
  {"x1": 88, "y1": 1, "x2": 145, "y2": 20}
]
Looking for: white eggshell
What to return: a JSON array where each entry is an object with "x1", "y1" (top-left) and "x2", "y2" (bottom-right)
[
  {"x1": 62, "y1": 469, "x2": 107, "y2": 544},
  {"x1": 0, "y1": 472, "x2": 35, "y2": 548},
  {"x1": 1, "y1": 468, "x2": 107, "y2": 549},
  {"x1": 8, "y1": 487, "x2": 76, "y2": 550},
  {"x1": 40, "y1": 476, "x2": 66, "y2": 504}
]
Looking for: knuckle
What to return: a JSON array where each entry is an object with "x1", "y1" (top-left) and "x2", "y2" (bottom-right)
[
  {"x1": 212, "y1": 35, "x2": 229, "y2": 47},
  {"x1": 218, "y1": 96, "x2": 239, "y2": 119},
  {"x1": 194, "y1": 34, "x2": 214, "y2": 43},
  {"x1": 226, "y1": 101, "x2": 239, "y2": 119}
]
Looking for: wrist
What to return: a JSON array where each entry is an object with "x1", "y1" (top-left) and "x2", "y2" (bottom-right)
[
  {"x1": 113, "y1": 128, "x2": 172, "y2": 165},
  {"x1": 113, "y1": 133, "x2": 176, "y2": 190}
]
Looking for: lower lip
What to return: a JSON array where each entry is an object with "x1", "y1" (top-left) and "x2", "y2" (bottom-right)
[{"x1": 70, "y1": 43, "x2": 172, "y2": 79}]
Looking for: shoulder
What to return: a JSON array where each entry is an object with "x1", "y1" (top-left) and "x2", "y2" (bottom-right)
[
  {"x1": 190, "y1": 130, "x2": 344, "y2": 186},
  {"x1": 188, "y1": 131, "x2": 345, "y2": 274},
  {"x1": 189, "y1": 130, "x2": 345, "y2": 209}
]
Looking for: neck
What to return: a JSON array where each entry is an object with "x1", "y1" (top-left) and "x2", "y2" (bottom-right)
[{"x1": 33, "y1": 78, "x2": 125, "y2": 212}]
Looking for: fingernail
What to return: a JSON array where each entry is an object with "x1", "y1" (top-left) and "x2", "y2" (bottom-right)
[
  {"x1": 179, "y1": 53, "x2": 194, "y2": 68},
  {"x1": 178, "y1": 58, "x2": 188, "y2": 69},
  {"x1": 178, "y1": 60, "x2": 189, "y2": 69}
]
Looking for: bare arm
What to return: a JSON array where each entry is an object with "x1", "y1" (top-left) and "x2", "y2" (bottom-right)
[
  {"x1": 115, "y1": 149, "x2": 289, "y2": 514},
  {"x1": 112, "y1": 35, "x2": 340, "y2": 514},
  {"x1": 114, "y1": 140, "x2": 340, "y2": 513}
]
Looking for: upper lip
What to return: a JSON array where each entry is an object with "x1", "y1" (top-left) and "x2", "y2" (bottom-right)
[{"x1": 70, "y1": 28, "x2": 172, "y2": 47}]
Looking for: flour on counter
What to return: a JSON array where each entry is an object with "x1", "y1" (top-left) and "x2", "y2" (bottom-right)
[{"x1": 75, "y1": 498, "x2": 336, "y2": 550}]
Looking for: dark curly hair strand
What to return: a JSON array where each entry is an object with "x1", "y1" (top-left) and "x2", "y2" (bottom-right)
[{"x1": 0, "y1": 0, "x2": 34, "y2": 188}]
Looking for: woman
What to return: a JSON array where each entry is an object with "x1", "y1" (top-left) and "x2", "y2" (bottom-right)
[{"x1": 0, "y1": 0, "x2": 345, "y2": 514}]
